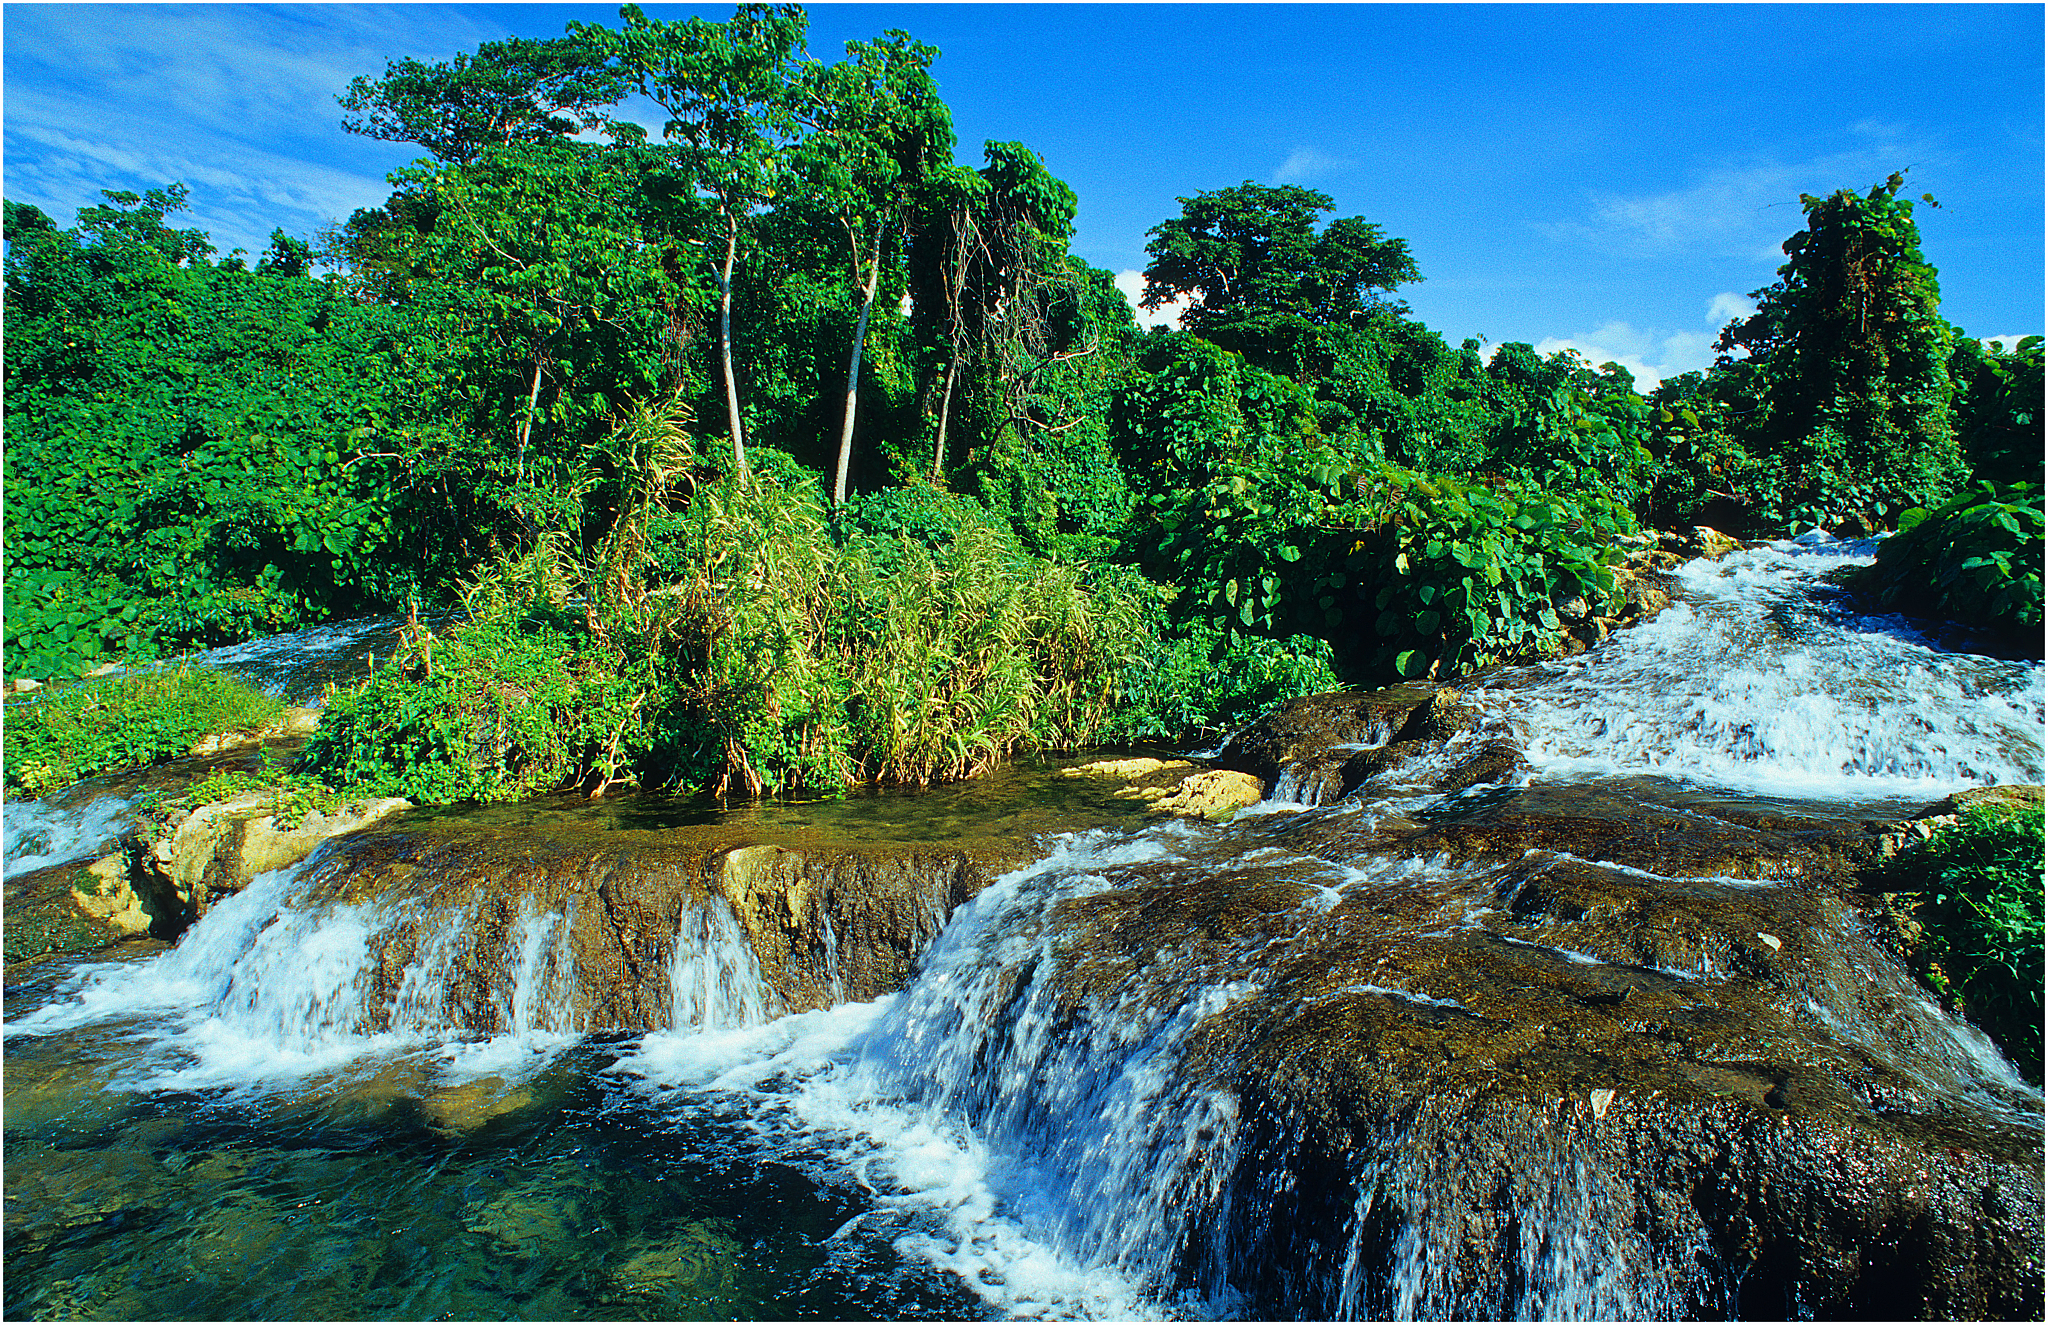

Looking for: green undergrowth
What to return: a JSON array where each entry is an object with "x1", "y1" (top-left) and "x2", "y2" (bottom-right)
[
  {"x1": 297, "y1": 405, "x2": 1305, "y2": 806},
  {"x1": 1896, "y1": 800, "x2": 2045, "y2": 1083},
  {"x1": 1853, "y1": 482, "x2": 2043, "y2": 652},
  {"x1": 3, "y1": 666, "x2": 286, "y2": 798},
  {"x1": 147, "y1": 765, "x2": 355, "y2": 832}
]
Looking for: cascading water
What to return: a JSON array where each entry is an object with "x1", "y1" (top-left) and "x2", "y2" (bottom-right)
[
  {"x1": 6, "y1": 536, "x2": 2042, "y2": 1320},
  {"x1": 1481, "y1": 531, "x2": 2043, "y2": 800}
]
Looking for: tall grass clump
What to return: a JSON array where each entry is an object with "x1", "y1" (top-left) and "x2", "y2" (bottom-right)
[
  {"x1": 4, "y1": 666, "x2": 286, "y2": 797},
  {"x1": 654, "y1": 471, "x2": 1149, "y2": 795}
]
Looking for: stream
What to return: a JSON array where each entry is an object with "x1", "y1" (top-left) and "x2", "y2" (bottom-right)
[{"x1": 4, "y1": 531, "x2": 2042, "y2": 1320}]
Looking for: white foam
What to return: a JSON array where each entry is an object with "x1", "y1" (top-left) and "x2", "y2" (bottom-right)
[
  {"x1": 4, "y1": 793, "x2": 136, "y2": 878},
  {"x1": 1486, "y1": 540, "x2": 2045, "y2": 800}
]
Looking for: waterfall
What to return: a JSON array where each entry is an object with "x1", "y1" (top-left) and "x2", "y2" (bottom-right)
[{"x1": 667, "y1": 897, "x2": 772, "y2": 1032}]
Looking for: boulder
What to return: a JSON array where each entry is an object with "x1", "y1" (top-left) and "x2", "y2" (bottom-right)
[
  {"x1": 68, "y1": 853, "x2": 155, "y2": 937},
  {"x1": 1064, "y1": 758, "x2": 1265, "y2": 821},
  {"x1": 137, "y1": 791, "x2": 411, "y2": 926},
  {"x1": 1213, "y1": 687, "x2": 1439, "y2": 793}
]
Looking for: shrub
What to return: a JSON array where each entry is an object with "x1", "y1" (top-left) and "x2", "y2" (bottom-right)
[
  {"x1": 1853, "y1": 482, "x2": 2043, "y2": 652},
  {"x1": 1345, "y1": 468, "x2": 1636, "y2": 682},
  {"x1": 1899, "y1": 800, "x2": 2045, "y2": 1083},
  {"x1": 296, "y1": 607, "x2": 651, "y2": 805},
  {"x1": 3, "y1": 666, "x2": 286, "y2": 797},
  {"x1": 1105, "y1": 612, "x2": 1341, "y2": 746}
]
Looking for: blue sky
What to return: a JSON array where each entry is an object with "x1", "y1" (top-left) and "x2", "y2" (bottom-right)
[{"x1": 6, "y1": 3, "x2": 2041, "y2": 386}]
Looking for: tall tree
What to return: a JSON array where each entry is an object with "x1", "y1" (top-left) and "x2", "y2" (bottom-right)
[
  {"x1": 576, "y1": 3, "x2": 810, "y2": 484},
  {"x1": 790, "y1": 32, "x2": 950, "y2": 504},
  {"x1": 908, "y1": 141, "x2": 1079, "y2": 482},
  {"x1": 1715, "y1": 171, "x2": 1964, "y2": 527},
  {"x1": 382, "y1": 139, "x2": 696, "y2": 536},
  {"x1": 339, "y1": 33, "x2": 629, "y2": 165},
  {"x1": 1141, "y1": 182, "x2": 1419, "y2": 336}
]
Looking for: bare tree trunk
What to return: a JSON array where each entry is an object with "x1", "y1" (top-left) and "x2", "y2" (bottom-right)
[
  {"x1": 931, "y1": 353, "x2": 960, "y2": 482},
  {"x1": 930, "y1": 205, "x2": 976, "y2": 486},
  {"x1": 517, "y1": 352, "x2": 543, "y2": 484},
  {"x1": 715, "y1": 211, "x2": 749, "y2": 484},
  {"x1": 833, "y1": 225, "x2": 886, "y2": 507}
]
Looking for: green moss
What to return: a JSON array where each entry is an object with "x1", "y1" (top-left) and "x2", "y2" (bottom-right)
[{"x1": 3, "y1": 666, "x2": 286, "y2": 797}]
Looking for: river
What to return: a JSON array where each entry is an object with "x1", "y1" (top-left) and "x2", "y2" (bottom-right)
[{"x1": 4, "y1": 531, "x2": 2042, "y2": 1320}]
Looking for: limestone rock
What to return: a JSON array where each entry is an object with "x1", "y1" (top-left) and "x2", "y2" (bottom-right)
[
  {"x1": 1065, "y1": 758, "x2": 1262, "y2": 821},
  {"x1": 138, "y1": 791, "x2": 411, "y2": 924},
  {"x1": 68, "y1": 853, "x2": 154, "y2": 936},
  {"x1": 1121, "y1": 769, "x2": 1265, "y2": 821},
  {"x1": 973, "y1": 776, "x2": 2041, "y2": 1318}
]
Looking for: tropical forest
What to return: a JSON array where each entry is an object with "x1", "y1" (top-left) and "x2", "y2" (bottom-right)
[{"x1": 3, "y1": 7, "x2": 2043, "y2": 1321}]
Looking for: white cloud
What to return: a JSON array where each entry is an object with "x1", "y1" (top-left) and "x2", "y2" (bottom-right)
[
  {"x1": 1113, "y1": 269, "x2": 1187, "y2": 330},
  {"x1": 1272, "y1": 147, "x2": 1352, "y2": 186},
  {"x1": 1529, "y1": 293, "x2": 1761, "y2": 389},
  {"x1": 1978, "y1": 333, "x2": 2042, "y2": 351},
  {"x1": 1706, "y1": 291, "x2": 1757, "y2": 328}
]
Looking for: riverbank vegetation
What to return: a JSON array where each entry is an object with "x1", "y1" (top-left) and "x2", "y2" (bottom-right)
[
  {"x1": 2, "y1": 667, "x2": 285, "y2": 797},
  {"x1": 5, "y1": 6, "x2": 2040, "y2": 801},
  {"x1": 1894, "y1": 799, "x2": 2046, "y2": 1083}
]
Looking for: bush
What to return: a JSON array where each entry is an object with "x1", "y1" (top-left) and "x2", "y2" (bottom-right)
[
  {"x1": 297, "y1": 605, "x2": 651, "y2": 805},
  {"x1": 1900, "y1": 800, "x2": 2045, "y2": 1083},
  {"x1": 1345, "y1": 468, "x2": 1636, "y2": 682},
  {"x1": 3, "y1": 666, "x2": 286, "y2": 797},
  {"x1": 1105, "y1": 612, "x2": 1340, "y2": 746},
  {"x1": 1853, "y1": 482, "x2": 2043, "y2": 652},
  {"x1": 657, "y1": 470, "x2": 1148, "y2": 795}
]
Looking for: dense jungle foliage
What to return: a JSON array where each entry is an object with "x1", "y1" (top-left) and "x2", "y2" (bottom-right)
[{"x1": 4, "y1": 7, "x2": 2040, "y2": 801}]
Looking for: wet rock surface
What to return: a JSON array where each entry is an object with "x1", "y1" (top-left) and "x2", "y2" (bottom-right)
[
  {"x1": 268, "y1": 758, "x2": 1159, "y2": 1031},
  {"x1": 909, "y1": 700, "x2": 2043, "y2": 1319},
  {"x1": 983, "y1": 761, "x2": 2042, "y2": 1316}
]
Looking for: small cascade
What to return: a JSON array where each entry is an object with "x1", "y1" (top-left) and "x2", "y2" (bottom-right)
[
  {"x1": 5, "y1": 849, "x2": 785, "y2": 1084},
  {"x1": 667, "y1": 897, "x2": 773, "y2": 1032},
  {"x1": 3, "y1": 792, "x2": 135, "y2": 879},
  {"x1": 854, "y1": 827, "x2": 1256, "y2": 1304},
  {"x1": 1482, "y1": 533, "x2": 2045, "y2": 799}
]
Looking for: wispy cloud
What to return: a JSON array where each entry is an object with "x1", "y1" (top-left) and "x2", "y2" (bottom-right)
[
  {"x1": 1272, "y1": 147, "x2": 1352, "y2": 186},
  {"x1": 2, "y1": 4, "x2": 515, "y2": 253},
  {"x1": 1113, "y1": 269, "x2": 1186, "y2": 330},
  {"x1": 1541, "y1": 136, "x2": 1942, "y2": 263}
]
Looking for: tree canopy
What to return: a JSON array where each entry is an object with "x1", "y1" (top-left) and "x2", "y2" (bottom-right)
[{"x1": 1141, "y1": 182, "x2": 1420, "y2": 335}]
